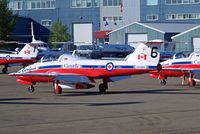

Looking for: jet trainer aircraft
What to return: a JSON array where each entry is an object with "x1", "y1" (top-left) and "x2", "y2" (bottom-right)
[
  {"x1": 10, "y1": 43, "x2": 160, "y2": 94},
  {"x1": 150, "y1": 51, "x2": 200, "y2": 86},
  {"x1": 0, "y1": 22, "x2": 42, "y2": 74},
  {"x1": 0, "y1": 43, "x2": 38, "y2": 73}
]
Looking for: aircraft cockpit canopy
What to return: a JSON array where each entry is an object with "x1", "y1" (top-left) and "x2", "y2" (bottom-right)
[
  {"x1": 39, "y1": 54, "x2": 60, "y2": 63},
  {"x1": 173, "y1": 51, "x2": 192, "y2": 59},
  {"x1": 57, "y1": 54, "x2": 79, "y2": 62}
]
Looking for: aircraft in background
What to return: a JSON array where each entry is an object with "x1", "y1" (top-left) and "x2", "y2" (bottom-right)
[
  {"x1": 36, "y1": 42, "x2": 76, "y2": 60},
  {"x1": 150, "y1": 51, "x2": 200, "y2": 86},
  {"x1": 0, "y1": 43, "x2": 38, "y2": 73},
  {"x1": 10, "y1": 43, "x2": 160, "y2": 94},
  {"x1": 0, "y1": 22, "x2": 43, "y2": 74}
]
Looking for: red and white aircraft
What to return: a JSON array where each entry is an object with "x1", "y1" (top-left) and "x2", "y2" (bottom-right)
[
  {"x1": 10, "y1": 43, "x2": 160, "y2": 94},
  {"x1": 0, "y1": 43, "x2": 38, "y2": 73},
  {"x1": 150, "y1": 51, "x2": 200, "y2": 86},
  {"x1": 0, "y1": 22, "x2": 41, "y2": 73}
]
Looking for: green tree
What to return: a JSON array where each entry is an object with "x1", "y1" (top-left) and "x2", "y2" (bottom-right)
[
  {"x1": 0, "y1": 0, "x2": 17, "y2": 41},
  {"x1": 49, "y1": 20, "x2": 71, "y2": 48}
]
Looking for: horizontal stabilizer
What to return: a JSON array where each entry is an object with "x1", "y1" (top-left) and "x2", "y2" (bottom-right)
[{"x1": 109, "y1": 76, "x2": 132, "y2": 82}]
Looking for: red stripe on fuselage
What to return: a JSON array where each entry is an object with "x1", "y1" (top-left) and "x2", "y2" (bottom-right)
[
  {"x1": 0, "y1": 59, "x2": 36, "y2": 65},
  {"x1": 163, "y1": 64, "x2": 200, "y2": 69}
]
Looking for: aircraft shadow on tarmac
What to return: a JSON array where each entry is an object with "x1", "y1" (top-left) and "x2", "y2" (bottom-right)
[
  {"x1": 0, "y1": 97, "x2": 143, "y2": 106},
  {"x1": 57, "y1": 88, "x2": 200, "y2": 97}
]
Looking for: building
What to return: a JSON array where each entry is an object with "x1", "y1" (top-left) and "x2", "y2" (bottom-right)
[
  {"x1": 108, "y1": 0, "x2": 200, "y2": 52},
  {"x1": 108, "y1": 22, "x2": 198, "y2": 52},
  {"x1": 8, "y1": 0, "x2": 200, "y2": 49},
  {"x1": 172, "y1": 25, "x2": 200, "y2": 52},
  {"x1": 140, "y1": 0, "x2": 200, "y2": 24},
  {"x1": 8, "y1": 0, "x2": 100, "y2": 44},
  {"x1": 96, "y1": 0, "x2": 140, "y2": 44}
]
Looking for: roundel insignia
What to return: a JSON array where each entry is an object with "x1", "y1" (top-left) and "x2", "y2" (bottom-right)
[
  {"x1": 6, "y1": 55, "x2": 11, "y2": 60},
  {"x1": 106, "y1": 62, "x2": 114, "y2": 72}
]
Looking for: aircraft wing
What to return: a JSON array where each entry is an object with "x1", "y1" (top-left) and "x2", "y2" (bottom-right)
[
  {"x1": 9, "y1": 72, "x2": 92, "y2": 84},
  {"x1": 109, "y1": 76, "x2": 132, "y2": 82}
]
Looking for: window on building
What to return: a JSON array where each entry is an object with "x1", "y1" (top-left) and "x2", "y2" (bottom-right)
[
  {"x1": 86, "y1": 0, "x2": 92, "y2": 7},
  {"x1": 146, "y1": 14, "x2": 158, "y2": 21},
  {"x1": 94, "y1": 0, "x2": 99, "y2": 7},
  {"x1": 103, "y1": 0, "x2": 122, "y2": 6},
  {"x1": 41, "y1": 20, "x2": 52, "y2": 27},
  {"x1": 31, "y1": 2, "x2": 36, "y2": 9},
  {"x1": 147, "y1": 0, "x2": 158, "y2": 5},
  {"x1": 71, "y1": 0, "x2": 94, "y2": 8},
  {"x1": 108, "y1": 0, "x2": 112, "y2": 6},
  {"x1": 46, "y1": 1, "x2": 51, "y2": 8},
  {"x1": 41, "y1": 2, "x2": 46, "y2": 8},
  {"x1": 103, "y1": 17, "x2": 107, "y2": 21},
  {"x1": 166, "y1": 0, "x2": 171, "y2": 4},
  {"x1": 172, "y1": 0, "x2": 177, "y2": 4},
  {"x1": 166, "y1": 13, "x2": 200, "y2": 20},
  {"x1": 103, "y1": 16, "x2": 122, "y2": 22},
  {"x1": 51, "y1": 1, "x2": 56, "y2": 8},
  {"x1": 8, "y1": 2, "x2": 14, "y2": 10},
  {"x1": 178, "y1": 0, "x2": 182, "y2": 3},
  {"x1": 113, "y1": 0, "x2": 118, "y2": 6},
  {"x1": 26, "y1": 0, "x2": 56, "y2": 10},
  {"x1": 119, "y1": 16, "x2": 122, "y2": 21},
  {"x1": 37, "y1": 2, "x2": 41, "y2": 8},
  {"x1": 11, "y1": 1, "x2": 23, "y2": 10},
  {"x1": 165, "y1": 0, "x2": 200, "y2": 4},
  {"x1": 103, "y1": 0, "x2": 107, "y2": 6}
]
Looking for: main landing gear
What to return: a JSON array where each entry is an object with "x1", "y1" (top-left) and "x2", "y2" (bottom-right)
[
  {"x1": 28, "y1": 85, "x2": 35, "y2": 93},
  {"x1": 189, "y1": 73, "x2": 196, "y2": 87},
  {"x1": 54, "y1": 80, "x2": 62, "y2": 94},
  {"x1": 99, "y1": 78, "x2": 108, "y2": 94},
  {"x1": 160, "y1": 80, "x2": 166, "y2": 86},
  {"x1": 2, "y1": 65, "x2": 8, "y2": 74}
]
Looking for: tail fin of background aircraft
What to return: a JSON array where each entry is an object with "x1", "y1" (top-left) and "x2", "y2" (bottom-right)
[
  {"x1": 125, "y1": 43, "x2": 160, "y2": 64},
  {"x1": 31, "y1": 22, "x2": 36, "y2": 42},
  {"x1": 18, "y1": 43, "x2": 38, "y2": 57}
]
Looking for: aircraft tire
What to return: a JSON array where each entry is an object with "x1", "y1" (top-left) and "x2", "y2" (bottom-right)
[
  {"x1": 55, "y1": 86, "x2": 62, "y2": 94},
  {"x1": 160, "y1": 80, "x2": 166, "y2": 86},
  {"x1": 99, "y1": 83, "x2": 107, "y2": 94},
  {"x1": 2, "y1": 68, "x2": 7, "y2": 74},
  {"x1": 28, "y1": 86, "x2": 35, "y2": 93},
  {"x1": 189, "y1": 80, "x2": 196, "y2": 87}
]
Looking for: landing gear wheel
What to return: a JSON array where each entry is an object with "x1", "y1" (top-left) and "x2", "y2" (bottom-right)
[
  {"x1": 189, "y1": 80, "x2": 196, "y2": 87},
  {"x1": 160, "y1": 80, "x2": 166, "y2": 86},
  {"x1": 2, "y1": 67, "x2": 7, "y2": 74},
  {"x1": 54, "y1": 86, "x2": 62, "y2": 94},
  {"x1": 28, "y1": 86, "x2": 35, "y2": 93},
  {"x1": 99, "y1": 83, "x2": 107, "y2": 94}
]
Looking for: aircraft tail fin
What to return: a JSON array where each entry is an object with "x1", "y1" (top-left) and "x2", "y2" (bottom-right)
[
  {"x1": 125, "y1": 43, "x2": 160, "y2": 65},
  {"x1": 31, "y1": 22, "x2": 36, "y2": 42},
  {"x1": 18, "y1": 43, "x2": 38, "y2": 57}
]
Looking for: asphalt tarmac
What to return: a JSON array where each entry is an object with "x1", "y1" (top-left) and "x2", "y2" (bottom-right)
[{"x1": 1, "y1": 67, "x2": 200, "y2": 134}]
